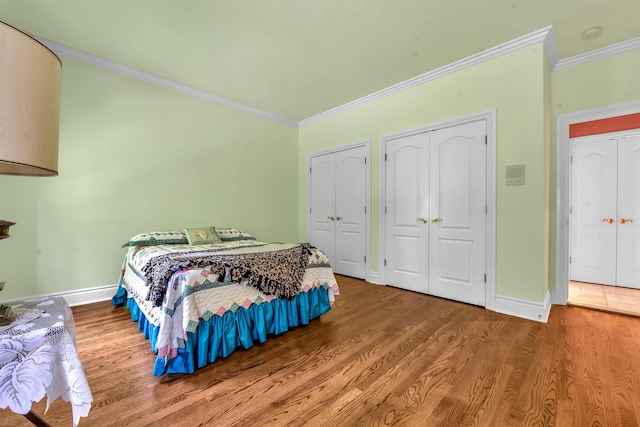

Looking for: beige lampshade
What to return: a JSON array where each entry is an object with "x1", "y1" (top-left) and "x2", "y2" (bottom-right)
[{"x1": 0, "y1": 21, "x2": 61, "y2": 176}]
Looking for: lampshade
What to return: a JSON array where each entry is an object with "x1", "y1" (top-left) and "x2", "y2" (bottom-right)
[{"x1": 0, "y1": 21, "x2": 61, "y2": 176}]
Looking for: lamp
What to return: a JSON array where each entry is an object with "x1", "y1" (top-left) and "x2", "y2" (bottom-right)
[{"x1": 0, "y1": 21, "x2": 61, "y2": 324}]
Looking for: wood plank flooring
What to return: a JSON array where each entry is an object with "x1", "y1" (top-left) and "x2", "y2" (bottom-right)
[
  {"x1": 568, "y1": 280, "x2": 640, "y2": 317},
  {"x1": 3, "y1": 275, "x2": 639, "y2": 426}
]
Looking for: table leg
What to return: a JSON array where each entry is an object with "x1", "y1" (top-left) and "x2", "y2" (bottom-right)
[{"x1": 23, "y1": 410, "x2": 52, "y2": 427}]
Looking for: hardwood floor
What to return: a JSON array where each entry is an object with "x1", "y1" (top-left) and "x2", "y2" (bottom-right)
[
  {"x1": 3, "y1": 275, "x2": 640, "y2": 426},
  {"x1": 568, "y1": 280, "x2": 640, "y2": 317}
]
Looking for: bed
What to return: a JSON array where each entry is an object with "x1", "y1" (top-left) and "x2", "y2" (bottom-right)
[{"x1": 111, "y1": 227, "x2": 339, "y2": 376}]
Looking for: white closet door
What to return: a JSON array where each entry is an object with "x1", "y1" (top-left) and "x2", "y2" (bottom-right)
[
  {"x1": 309, "y1": 156, "x2": 336, "y2": 265},
  {"x1": 384, "y1": 133, "x2": 430, "y2": 293},
  {"x1": 334, "y1": 146, "x2": 367, "y2": 278},
  {"x1": 309, "y1": 146, "x2": 368, "y2": 279},
  {"x1": 384, "y1": 120, "x2": 487, "y2": 306},
  {"x1": 570, "y1": 140, "x2": 618, "y2": 285},
  {"x1": 617, "y1": 135, "x2": 640, "y2": 288},
  {"x1": 428, "y1": 121, "x2": 487, "y2": 306}
]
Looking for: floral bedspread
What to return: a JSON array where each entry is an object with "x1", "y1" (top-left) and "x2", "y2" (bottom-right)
[{"x1": 117, "y1": 241, "x2": 339, "y2": 361}]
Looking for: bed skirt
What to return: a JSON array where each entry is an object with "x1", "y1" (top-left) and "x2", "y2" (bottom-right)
[{"x1": 113, "y1": 286, "x2": 332, "y2": 376}]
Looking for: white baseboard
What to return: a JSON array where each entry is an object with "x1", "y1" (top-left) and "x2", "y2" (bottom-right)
[
  {"x1": 61, "y1": 284, "x2": 119, "y2": 307},
  {"x1": 3, "y1": 284, "x2": 119, "y2": 307},
  {"x1": 366, "y1": 271, "x2": 382, "y2": 285},
  {"x1": 550, "y1": 288, "x2": 565, "y2": 306},
  {"x1": 494, "y1": 290, "x2": 551, "y2": 323}
]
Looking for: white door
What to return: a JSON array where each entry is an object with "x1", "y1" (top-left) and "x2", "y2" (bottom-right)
[
  {"x1": 617, "y1": 135, "x2": 640, "y2": 288},
  {"x1": 309, "y1": 146, "x2": 367, "y2": 279},
  {"x1": 309, "y1": 156, "x2": 336, "y2": 264},
  {"x1": 570, "y1": 133, "x2": 640, "y2": 289},
  {"x1": 384, "y1": 132, "x2": 430, "y2": 293},
  {"x1": 384, "y1": 120, "x2": 487, "y2": 306},
  {"x1": 428, "y1": 121, "x2": 487, "y2": 306},
  {"x1": 334, "y1": 147, "x2": 367, "y2": 278},
  {"x1": 570, "y1": 140, "x2": 618, "y2": 285}
]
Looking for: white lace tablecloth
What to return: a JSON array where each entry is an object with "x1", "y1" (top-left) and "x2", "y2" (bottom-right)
[{"x1": 0, "y1": 296, "x2": 93, "y2": 426}]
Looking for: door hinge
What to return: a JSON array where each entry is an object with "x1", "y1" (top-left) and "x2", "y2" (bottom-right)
[
  {"x1": 364, "y1": 206, "x2": 367, "y2": 214},
  {"x1": 309, "y1": 207, "x2": 312, "y2": 214},
  {"x1": 570, "y1": 156, "x2": 573, "y2": 164},
  {"x1": 384, "y1": 259, "x2": 387, "y2": 266},
  {"x1": 569, "y1": 206, "x2": 573, "y2": 214},
  {"x1": 485, "y1": 204, "x2": 487, "y2": 214},
  {"x1": 569, "y1": 256, "x2": 572, "y2": 264},
  {"x1": 385, "y1": 206, "x2": 387, "y2": 214},
  {"x1": 365, "y1": 157, "x2": 367, "y2": 164},
  {"x1": 484, "y1": 274, "x2": 487, "y2": 283},
  {"x1": 385, "y1": 153, "x2": 388, "y2": 161},
  {"x1": 485, "y1": 135, "x2": 488, "y2": 145},
  {"x1": 310, "y1": 166, "x2": 312, "y2": 173},
  {"x1": 364, "y1": 256, "x2": 367, "y2": 263}
]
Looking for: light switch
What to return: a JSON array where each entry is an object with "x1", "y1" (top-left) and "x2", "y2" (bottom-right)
[{"x1": 506, "y1": 163, "x2": 525, "y2": 186}]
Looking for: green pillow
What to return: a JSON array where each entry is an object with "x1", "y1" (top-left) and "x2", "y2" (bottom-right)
[
  {"x1": 184, "y1": 226, "x2": 222, "y2": 245},
  {"x1": 122, "y1": 231, "x2": 188, "y2": 248},
  {"x1": 216, "y1": 227, "x2": 256, "y2": 241}
]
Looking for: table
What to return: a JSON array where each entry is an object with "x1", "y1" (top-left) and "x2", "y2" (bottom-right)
[{"x1": 0, "y1": 296, "x2": 93, "y2": 426}]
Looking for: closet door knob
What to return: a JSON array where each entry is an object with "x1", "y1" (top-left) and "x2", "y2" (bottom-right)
[
  {"x1": 335, "y1": 216, "x2": 342, "y2": 221},
  {"x1": 327, "y1": 216, "x2": 335, "y2": 221},
  {"x1": 431, "y1": 218, "x2": 441, "y2": 223},
  {"x1": 417, "y1": 218, "x2": 428, "y2": 224},
  {"x1": 620, "y1": 218, "x2": 634, "y2": 224},
  {"x1": 602, "y1": 218, "x2": 615, "y2": 224}
]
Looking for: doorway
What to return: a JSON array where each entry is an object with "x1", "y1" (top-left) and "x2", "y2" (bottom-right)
[
  {"x1": 555, "y1": 101, "x2": 640, "y2": 312},
  {"x1": 569, "y1": 132, "x2": 640, "y2": 288}
]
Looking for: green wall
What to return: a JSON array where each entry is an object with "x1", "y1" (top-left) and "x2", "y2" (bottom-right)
[
  {"x1": 298, "y1": 46, "x2": 640, "y2": 304},
  {"x1": 551, "y1": 49, "x2": 640, "y2": 116},
  {"x1": 1, "y1": 39, "x2": 637, "y2": 308},
  {"x1": 299, "y1": 44, "x2": 549, "y2": 303},
  {"x1": 0, "y1": 58, "x2": 299, "y2": 299}
]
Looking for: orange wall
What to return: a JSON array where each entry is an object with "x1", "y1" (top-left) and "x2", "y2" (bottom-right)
[{"x1": 569, "y1": 112, "x2": 640, "y2": 138}]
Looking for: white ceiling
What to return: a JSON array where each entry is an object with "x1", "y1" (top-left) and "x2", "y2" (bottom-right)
[{"x1": 1, "y1": 0, "x2": 639, "y2": 123}]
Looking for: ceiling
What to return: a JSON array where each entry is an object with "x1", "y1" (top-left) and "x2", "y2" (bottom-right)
[{"x1": 1, "y1": 0, "x2": 639, "y2": 123}]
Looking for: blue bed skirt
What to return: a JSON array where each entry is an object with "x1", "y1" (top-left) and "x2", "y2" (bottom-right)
[{"x1": 112, "y1": 286, "x2": 332, "y2": 376}]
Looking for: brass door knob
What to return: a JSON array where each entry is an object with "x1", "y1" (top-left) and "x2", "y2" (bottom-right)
[
  {"x1": 327, "y1": 216, "x2": 335, "y2": 221},
  {"x1": 602, "y1": 218, "x2": 615, "y2": 224},
  {"x1": 417, "y1": 218, "x2": 428, "y2": 224},
  {"x1": 431, "y1": 218, "x2": 441, "y2": 223},
  {"x1": 620, "y1": 218, "x2": 634, "y2": 224},
  {"x1": 336, "y1": 216, "x2": 342, "y2": 221}
]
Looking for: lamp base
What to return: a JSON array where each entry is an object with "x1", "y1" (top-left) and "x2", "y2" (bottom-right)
[{"x1": 0, "y1": 304, "x2": 11, "y2": 326}]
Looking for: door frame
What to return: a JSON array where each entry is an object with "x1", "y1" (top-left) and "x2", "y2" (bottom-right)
[
  {"x1": 555, "y1": 100, "x2": 640, "y2": 304},
  {"x1": 379, "y1": 109, "x2": 496, "y2": 310},
  {"x1": 307, "y1": 139, "x2": 371, "y2": 280}
]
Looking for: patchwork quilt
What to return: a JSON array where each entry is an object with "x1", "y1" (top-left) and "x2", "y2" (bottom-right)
[{"x1": 117, "y1": 240, "x2": 339, "y2": 361}]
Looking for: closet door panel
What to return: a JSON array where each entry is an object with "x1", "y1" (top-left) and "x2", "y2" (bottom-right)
[
  {"x1": 384, "y1": 133, "x2": 429, "y2": 293},
  {"x1": 617, "y1": 135, "x2": 640, "y2": 288},
  {"x1": 334, "y1": 146, "x2": 367, "y2": 278},
  {"x1": 570, "y1": 140, "x2": 617, "y2": 286},
  {"x1": 428, "y1": 120, "x2": 487, "y2": 306},
  {"x1": 309, "y1": 156, "x2": 336, "y2": 265}
]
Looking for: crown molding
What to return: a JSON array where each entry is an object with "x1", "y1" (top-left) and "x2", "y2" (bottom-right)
[
  {"x1": 35, "y1": 37, "x2": 299, "y2": 127},
  {"x1": 34, "y1": 28, "x2": 637, "y2": 129},
  {"x1": 543, "y1": 25, "x2": 559, "y2": 70},
  {"x1": 299, "y1": 26, "x2": 554, "y2": 127},
  {"x1": 554, "y1": 36, "x2": 640, "y2": 71}
]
